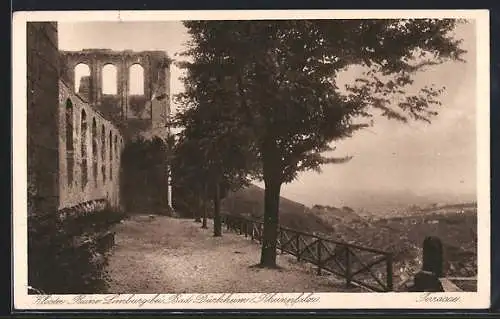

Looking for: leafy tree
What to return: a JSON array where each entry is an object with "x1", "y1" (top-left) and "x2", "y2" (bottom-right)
[
  {"x1": 173, "y1": 94, "x2": 258, "y2": 236},
  {"x1": 121, "y1": 136, "x2": 174, "y2": 214},
  {"x1": 171, "y1": 134, "x2": 209, "y2": 224},
  {"x1": 180, "y1": 19, "x2": 466, "y2": 267}
]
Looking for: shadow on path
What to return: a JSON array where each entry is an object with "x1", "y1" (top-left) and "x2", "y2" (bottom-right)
[{"x1": 106, "y1": 215, "x2": 362, "y2": 294}]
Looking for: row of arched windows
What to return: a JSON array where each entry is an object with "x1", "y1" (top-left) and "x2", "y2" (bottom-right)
[
  {"x1": 65, "y1": 98, "x2": 123, "y2": 190},
  {"x1": 74, "y1": 63, "x2": 144, "y2": 95}
]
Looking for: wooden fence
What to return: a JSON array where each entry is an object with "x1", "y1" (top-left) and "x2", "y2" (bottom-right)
[{"x1": 221, "y1": 213, "x2": 394, "y2": 292}]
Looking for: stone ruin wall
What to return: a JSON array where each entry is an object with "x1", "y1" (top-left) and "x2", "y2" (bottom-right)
[
  {"x1": 27, "y1": 23, "x2": 173, "y2": 214},
  {"x1": 27, "y1": 22, "x2": 61, "y2": 215},
  {"x1": 59, "y1": 49, "x2": 172, "y2": 140},
  {"x1": 27, "y1": 22, "x2": 127, "y2": 212},
  {"x1": 58, "y1": 81, "x2": 124, "y2": 209}
]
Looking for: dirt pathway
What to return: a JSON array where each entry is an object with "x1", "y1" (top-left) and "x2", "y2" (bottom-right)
[{"x1": 105, "y1": 215, "x2": 360, "y2": 294}]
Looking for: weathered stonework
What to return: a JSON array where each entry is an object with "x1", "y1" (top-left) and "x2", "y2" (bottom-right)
[
  {"x1": 28, "y1": 23, "x2": 126, "y2": 212},
  {"x1": 58, "y1": 80, "x2": 124, "y2": 209},
  {"x1": 28, "y1": 24, "x2": 173, "y2": 214},
  {"x1": 59, "y1": 49, "x2": 172, "y2": 139},
  {"x1": 27, "y1": 22, "x2": 60, "y2": 215}
]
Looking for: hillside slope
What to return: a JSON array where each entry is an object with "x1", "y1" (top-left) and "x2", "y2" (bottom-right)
[
  {"x1": 222, "y1": 184, "x2": 346, "y2": 235},
  {"x1": 222, "y1": 184, "x2": 477, "y2": 286}
]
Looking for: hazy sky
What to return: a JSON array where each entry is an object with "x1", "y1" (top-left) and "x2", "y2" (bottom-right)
[{"x1": 58, "y1": 20, "x2": 477, "y2": 207}]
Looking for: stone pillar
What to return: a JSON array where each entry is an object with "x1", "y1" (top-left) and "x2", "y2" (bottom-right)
[
  {"x1": 120, "y1": 60, "x2": 129, "y2": 120},
  {"x1": 422, "y1": 236, "x2": 444, "y2": 277},
  {"x1": 144, "y1": 56, "x2": 152, "y2": 100},
  {"x1": 151, "y1": 61, "x2": 170, "y2": 129},
  {"x1": 117, "y1": 60, "x2": 125, "y2": 121},
  {"x1": 67, "y1": 66, "x2": 75, "y2": 91},
  {"x1": 410, "y1": 270, "x2": 444, "y2": 292},
  {"x1": 408, "y1": 236, "x2": 445, "y2": 292},
  {"x1": 95, "y1": 64, "x2": 102, "y2": 105},
  {"x1": 57, "y1": 95, "x2": 68, "y2": 206},
  {"x1": 84, "y1": 107, "x2": 91, "y2": 195},
  {"x1": 96, "y1": 120, "x2": 102, "y2": 188},
  {"x1": 90, "y1": 58, "x2": 100, "y2": 105}
]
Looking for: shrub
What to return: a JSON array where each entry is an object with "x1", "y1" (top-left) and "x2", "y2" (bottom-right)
[{"x1": 28, "y1": 199, "x2": 126, "y2": 294}]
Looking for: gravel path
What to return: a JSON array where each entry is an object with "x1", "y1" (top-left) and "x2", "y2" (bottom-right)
[{"x1": 105, "y1": 215, "x2": 361, "y2": 294}]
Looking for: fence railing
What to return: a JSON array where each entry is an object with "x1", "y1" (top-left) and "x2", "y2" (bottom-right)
[{"x1": 221, "y1": 213, "x2": 394, "y2": 292}]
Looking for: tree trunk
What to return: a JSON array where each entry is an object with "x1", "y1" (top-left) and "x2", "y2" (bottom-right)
[
  {"x1": 194, "y1": 213, "x2": 201, "y2": 223},
  {"x1": 259, "y1": 176, "x2": 281, "y2": 268},
  {"x1": 194, "y1": 194, "x2": 202, "y2": 222},
  {"x1": 201, "y1": 202, "x2": 208, "y2": 228},
  {"x1": 202, "y1": 183, "x2": 208, "y2": 229},
  {"x1": 213, "y1": 180, "x2": 222, "y2": 237}
]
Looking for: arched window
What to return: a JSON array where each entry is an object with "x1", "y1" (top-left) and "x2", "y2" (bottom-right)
[
  {"x1": 80, "y1": 109, "x2": 88, "y2": 189},
  {"x1": 65, "y1": 99, "x2": 74, "y2": 186},
  {"x1": 102, "y1": 64, "x2": 118, "y2": 95},
  {"x1": 129, "y1": 64, "x2": 144, "y2": 95},
  {"x1": 109, "y1": 130, "x2": 113, "y2": 181},
  {"x1": 74, "y1": 63, "x2": 90, "y2": 93},
  {"x1": 101, "y1": 124, "x2": 106, "y2": 183},
  {"x1": 92, "y1": 118, "x2": 98, "y2": 185}
]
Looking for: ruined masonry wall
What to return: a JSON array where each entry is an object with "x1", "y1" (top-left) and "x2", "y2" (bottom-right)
[
  {"x1": 58, "y1": 81, "x2": 124, "y2": 209},
  {"x1": 27, "y1": 22, "x2": 60, "y2": 215},
  {"x1": 59, "y1": 49, "x2": 171, "y2": 139},
  {"x1": 28, "y1": 23, "x2": 171, "y2": 213}
]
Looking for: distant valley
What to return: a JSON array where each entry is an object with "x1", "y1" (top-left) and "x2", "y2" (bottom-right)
[
  {"x1": 278, "y1": 185, "x2": 477, "y2": 217},
  {"x1": 222, "y1": 184, "x2": 477, "y2": 287}
]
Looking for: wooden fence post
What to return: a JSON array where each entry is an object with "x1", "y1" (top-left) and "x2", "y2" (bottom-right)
[
  {"x1": 279, "y1": 228, "x2": 284, "y2": 254},
  {"x1": 386, "y1": 253, "x2": 393, "y2": 291},
  {"x1": 317, "y1": 239, "x2": 322, "y2": 276},
  {"x1": 213, "y1": 215, "x2": 397, "y2": 292},
  {"x1": 345, "y1": 246, "x2": 352, "y2": 288},
  {"x1": 296, "y1": 235, "x2": 301, "y2": 261},
  {"x1": 259, "y1": 223, "x2": 263, "y2": 243}
]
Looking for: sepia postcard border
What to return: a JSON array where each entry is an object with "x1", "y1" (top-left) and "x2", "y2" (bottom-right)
[{"x1": 12, "y1": 9, "x2": 491, "y2": 310}]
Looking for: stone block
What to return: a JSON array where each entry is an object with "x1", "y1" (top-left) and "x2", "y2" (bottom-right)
[
  {"x1": 422, "y1": 236, "x2": 444, "y2": 277},
  {"x1": 409, "y1": 270, "x2": 444, "y2": 292}
]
